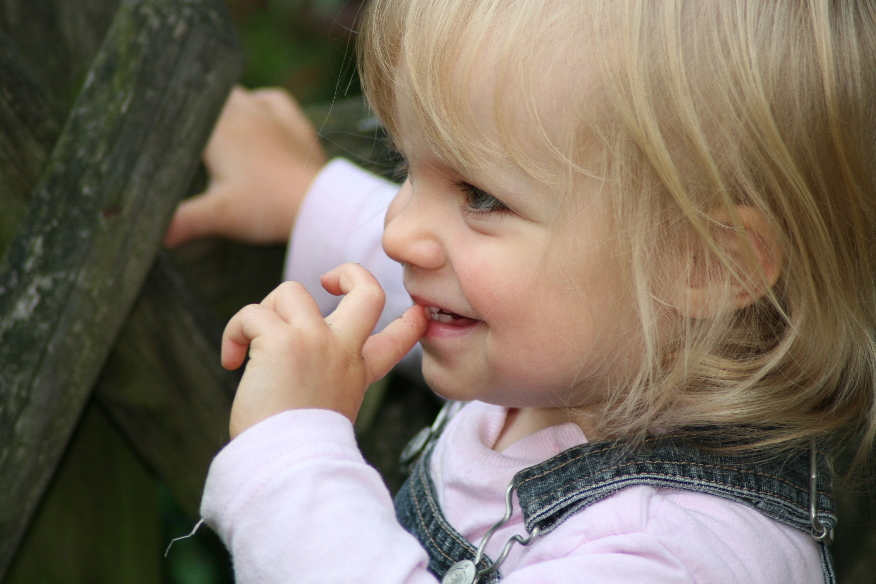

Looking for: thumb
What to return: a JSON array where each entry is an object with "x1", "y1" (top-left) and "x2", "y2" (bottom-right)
[
  {"x1": 164, "y1": 191, "x2": 225, "y2": 248},
  {"x1": 362, "y1": 305, "x2": 428, "y2": 382}
]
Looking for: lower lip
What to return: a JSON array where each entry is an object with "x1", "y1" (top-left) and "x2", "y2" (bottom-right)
[{"x1": 424, "y1": 317, "x2": 481, "y2": 339}]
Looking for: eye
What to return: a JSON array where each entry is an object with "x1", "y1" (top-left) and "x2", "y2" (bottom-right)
[{"x1": 455, "y1": 181, "x2": 511, "y2": 217}]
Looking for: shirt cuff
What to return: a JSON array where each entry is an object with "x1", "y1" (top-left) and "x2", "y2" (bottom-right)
[{"x1": 284, "y1": 158, "x2": 402, "y2": 329}]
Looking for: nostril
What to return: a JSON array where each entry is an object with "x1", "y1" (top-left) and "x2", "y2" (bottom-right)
[{"x1": 382, "y1": 184, "x2": 446, "y2": 270}]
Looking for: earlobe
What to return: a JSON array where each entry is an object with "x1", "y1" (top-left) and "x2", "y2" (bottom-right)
[{"x1": 674, "y1": 206, "x2": 783, "y2": 319}]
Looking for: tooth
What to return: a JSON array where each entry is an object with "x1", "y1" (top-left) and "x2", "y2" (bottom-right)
[{"x1": 427, "y1": 307, "x2": 449, "y2": 323}]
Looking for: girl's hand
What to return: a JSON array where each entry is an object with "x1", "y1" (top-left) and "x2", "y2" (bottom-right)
[
  {"x1": 164, "y1": 86, "x2": 328, "y2": 248},
  {"x1": 222, "y1": 263, "x2": 428, "y2": 438}
]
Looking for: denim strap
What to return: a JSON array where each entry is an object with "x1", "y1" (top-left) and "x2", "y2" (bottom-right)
[
  {"x1": 395, "y1": 449, "x2": 501, "y2": 583},
  {"x1": 513, "y1": 437, "x2": 836, "y2": 583}
]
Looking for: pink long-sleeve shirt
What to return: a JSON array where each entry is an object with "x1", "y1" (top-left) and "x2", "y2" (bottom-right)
[
  {"x1": 201, "y1": 401, "x2": 822, "y2": 583},
  {"x1": 200, "y1": 159, "x2": 824, "y2": 583}
]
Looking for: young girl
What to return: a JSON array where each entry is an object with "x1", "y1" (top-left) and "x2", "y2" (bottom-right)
[{"x1": 196, "y1": 1, "x2": 876, "y2": 582}]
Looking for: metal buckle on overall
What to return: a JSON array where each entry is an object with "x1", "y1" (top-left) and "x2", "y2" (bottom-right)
[
  {"x1": 399, "y1": 400, "x2": 461, "y2": 472},
  {"x1": 441, "y1": 482, "x2": 542, "y2": 584},
  {"x1": 809, "y1": 440, "x2": 834, "y2": 545}
]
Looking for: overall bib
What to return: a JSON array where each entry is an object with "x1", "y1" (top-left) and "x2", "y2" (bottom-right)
[{"x1": 395, "y1": 425, "x2": 837, "y2": 583}]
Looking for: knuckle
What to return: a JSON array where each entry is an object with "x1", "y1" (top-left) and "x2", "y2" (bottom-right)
[
  {"x1": 253, "y1": 87, "x2": 285, "y2": 99},
  {"x1": 283, "y1": 326, "x2": 334, "y2": 356},
  {"x1": 359, "y1": 281, "x2": 386, "y2": 306},
  {"x1": 238, "y1": 303, "x2": 263, "y2": 318},
  {"x1": 276, "y1": 280, "x2": 307, "y2": 297},
  {"x1": 253, "y1": 88, "x2": 292, "y2": 110}
]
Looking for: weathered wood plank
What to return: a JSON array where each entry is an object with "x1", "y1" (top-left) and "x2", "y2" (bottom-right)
[
  {"x1": 0, "y1": 1, "x2": 238, "y2": 552},
  {"x1": 0, "y1": 25, "x2": 169, "y2": 583},
  {"x1": 4, "y1": 405, "x2": 163, "y2": 584},
  {"x1": 0, "y1": 0, "x2": 238, "y2": 520},
  {"x1": 95, "y1": 252, "x2": 238, "y2": 517},
  {"x1": 0, "y1": 0, "x2": 241, "y2": 574},
  {"x1": 0, "y1": 31, "x2": 60, "y2": 252}
]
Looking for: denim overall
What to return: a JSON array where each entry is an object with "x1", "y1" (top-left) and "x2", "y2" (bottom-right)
[{"x1": 395, "y1": 417, "x2": 837, "y2": 584}]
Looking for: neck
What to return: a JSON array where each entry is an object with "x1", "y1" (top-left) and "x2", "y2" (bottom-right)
[{"x1": 493, "y1": 406, "x2": 599, "y2": 452}]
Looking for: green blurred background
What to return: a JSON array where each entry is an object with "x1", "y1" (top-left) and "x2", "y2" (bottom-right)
[{"x1": 231, "y1": 0, "x2": 362, "y2": 102}]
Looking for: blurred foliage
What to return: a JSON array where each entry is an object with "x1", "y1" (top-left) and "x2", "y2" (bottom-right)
[{"x1": 229, "y1": 0, "x2": 363, "y2": 103}]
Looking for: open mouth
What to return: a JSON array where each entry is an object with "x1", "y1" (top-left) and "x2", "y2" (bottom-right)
[{"x1": 427, "y1": 307, "x2": 477, "y2": 325}]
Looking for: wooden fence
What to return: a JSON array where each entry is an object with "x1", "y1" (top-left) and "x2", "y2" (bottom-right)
[
  {"x1": 0, "y1": 0, "x2": 241, "y2": 578},
  {"x1": 0, "y1": 0, "x2": 873, "y2": 582}
]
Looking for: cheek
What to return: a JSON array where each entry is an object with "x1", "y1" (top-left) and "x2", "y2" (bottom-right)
[
  {"x1": 529, "y1": 252, "x2": 638, "y2": 358},
  {"x1": 455, "y1": 248, "x2": 530, "y2": 308}
]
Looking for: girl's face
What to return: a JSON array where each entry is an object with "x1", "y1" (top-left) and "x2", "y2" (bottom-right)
[{"x1": 383, "y1": 113, "x2": 643, "y2": 412}]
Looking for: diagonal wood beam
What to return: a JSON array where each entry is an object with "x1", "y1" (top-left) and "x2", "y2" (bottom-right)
[
  {"x1": 0, "y1": 0, "x2": 241, "y2": 574},
  {"x1": 94, "y1": 250, "x2": 238, "y2": 517}
]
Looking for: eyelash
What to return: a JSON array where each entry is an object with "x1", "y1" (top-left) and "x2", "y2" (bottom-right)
[
  {"x1": 392, "y1": 155, "x2": 510, "y2": 219},
  {"x1": 454, "y1": 181, "x2": 511, "y2": 218}
]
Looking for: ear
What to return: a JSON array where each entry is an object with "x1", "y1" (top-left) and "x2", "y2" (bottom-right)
[{"x1": 674, "y1": 206, "x2": 783, "y2": 319}]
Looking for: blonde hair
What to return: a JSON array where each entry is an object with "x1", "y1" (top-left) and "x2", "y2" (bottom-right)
[{"x1": 359, "y1": 0, "x2": 876, "y2": 456}]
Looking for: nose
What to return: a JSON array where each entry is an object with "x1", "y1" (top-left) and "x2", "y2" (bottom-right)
[{"x1": 382, "y1": 178, "x2": 445, "y2": 270}]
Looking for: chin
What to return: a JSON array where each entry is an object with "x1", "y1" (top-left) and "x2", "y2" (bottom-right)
[
  {"x1": 421, "y1": 369, "x2": 479, "y2": 404},
  {"x1": 423, "y1": 378, "x2": 468, "y2": 403}
]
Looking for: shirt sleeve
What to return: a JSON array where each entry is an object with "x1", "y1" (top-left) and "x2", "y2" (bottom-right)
[
  {"x1": 200, "y1": 409, "x2": 439, "y2": 584},
  {"x1": 283, "y1": 158, "x2": 421, "y2": 372}
]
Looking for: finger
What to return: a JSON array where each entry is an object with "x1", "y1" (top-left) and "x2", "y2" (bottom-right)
[
  {"x1": 322, "y1": 264, "x2": 387, "y2": 347},
  {"x1": 203, "y1": 86, "x2": 252, "y2": 157},
  {"x1": 221, "y1": 304, "x2": 285, "y2": 370},
  {"x1": 362, "y1": 304, "x2": 428, "y2": 382},
  {"x1": 251, "y1": 88, "x2": 326, "y2": 164},
  {"x1": 251, "y1": 88, "x2": 310, "y2": 130},
  {"x1": 227, "y1": 84, "x2": 250, "y2": 104},
  {"x1": 260, "y1": 281, "x2": 325, "y2": 327},
  {"x1": 164, "y1": 193, "x2": 222, "y2": 247},
  {"x1": 220, "y1": 86, "x2": 256, "y2": 121}
]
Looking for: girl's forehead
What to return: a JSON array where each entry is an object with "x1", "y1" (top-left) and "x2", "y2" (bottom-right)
[
  {"x1": 361, "y1": 0, "x2": 613, "y2": 193},
  {"x1": 389, "y1": 41, "x2": 601, "y2": 183}
]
